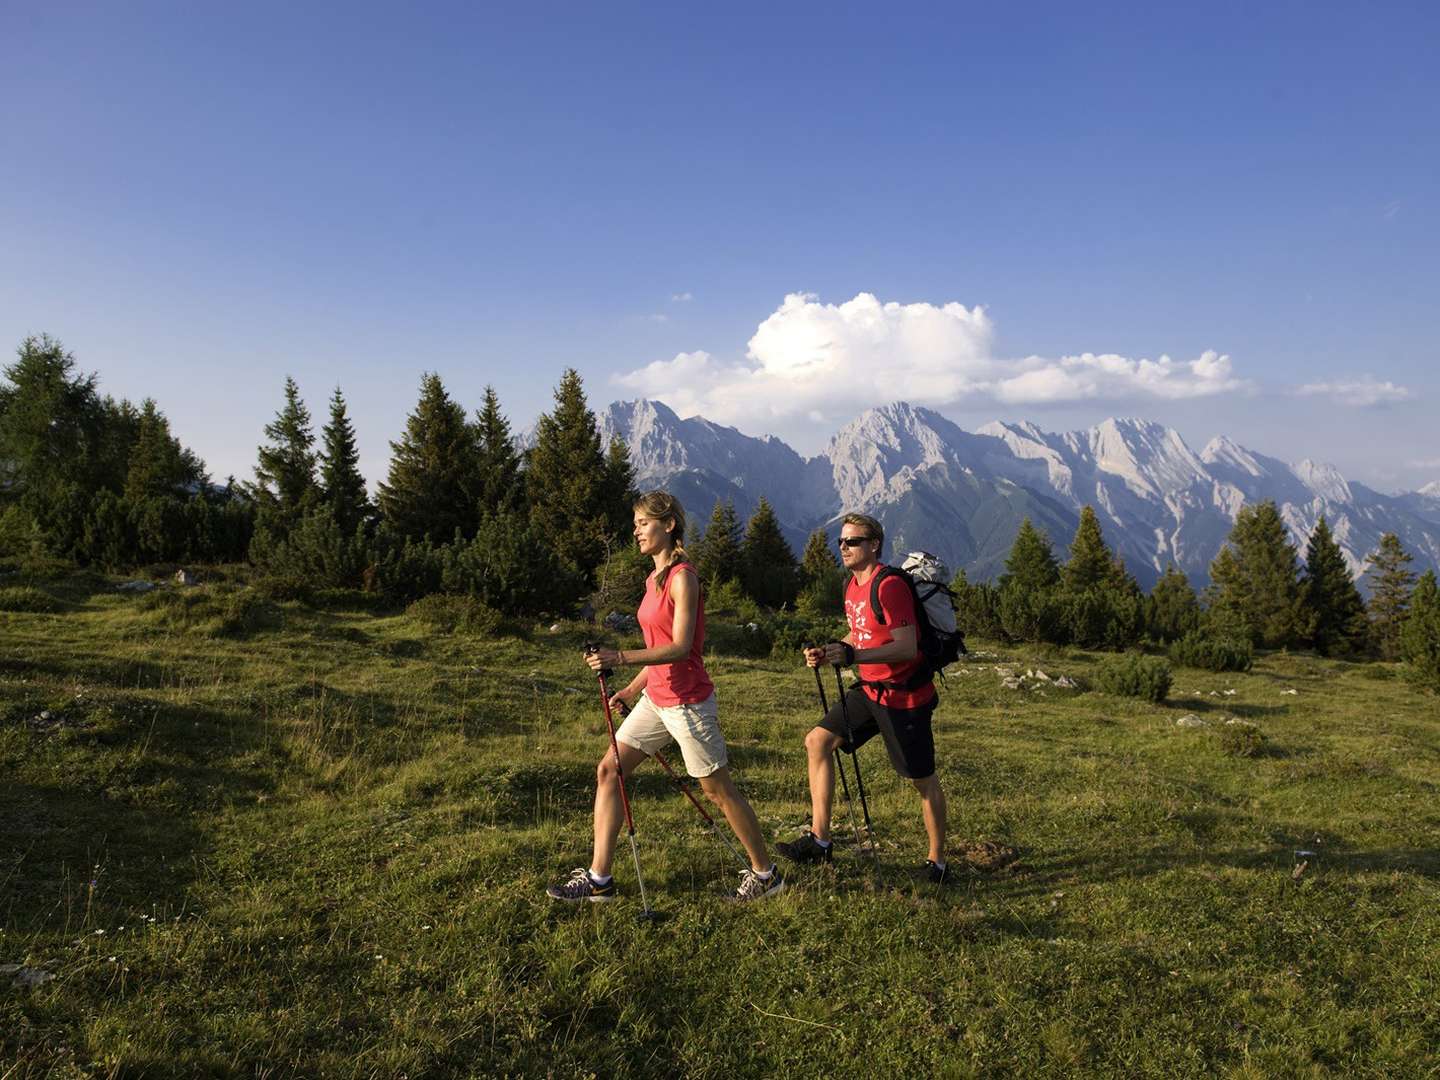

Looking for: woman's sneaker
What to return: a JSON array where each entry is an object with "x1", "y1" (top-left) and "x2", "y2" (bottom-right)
[
  {"x1": 546, "y1": 868, "x2": 618, "y2": 903},
  {"x1": 922, "y1": 859, "x2": 949, "y2": 885},
  {"x1": 775, "y1": 830, "x2": 834, "y2": 864},
  {"x1": 733, "y1": 866, "x2": 786, "y2": 901}
]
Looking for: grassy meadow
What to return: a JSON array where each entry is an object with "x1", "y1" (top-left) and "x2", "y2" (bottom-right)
[{"x1": 3, "y1": 570, "x2": 1439, "y2": 1078}]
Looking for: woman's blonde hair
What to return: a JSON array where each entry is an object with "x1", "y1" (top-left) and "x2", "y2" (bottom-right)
[{"x1": 634, "y1": 490, "x2": 689, "y2": 588}]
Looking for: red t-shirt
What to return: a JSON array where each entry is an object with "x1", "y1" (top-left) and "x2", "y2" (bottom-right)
[
  {"x1": 636, "y1": 562, "x2": 714, "y2": 707},
  {"x1": 845, "y1": 567, "x2": 936, "y2": 709}
]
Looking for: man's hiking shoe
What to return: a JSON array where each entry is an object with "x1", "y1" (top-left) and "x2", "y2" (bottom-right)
[
  {"x1": 546, "y1": 868, "x2": 618, "y2": 903},
  {"x1": 922, "y1": 859, "x2": 949, "y2": 885},
  {"x1": 775, "y1": 830, "x2": 834, "y2": 864},
  {"x1": 733, "y1": 866, "x2": 786, "y2": 902}
]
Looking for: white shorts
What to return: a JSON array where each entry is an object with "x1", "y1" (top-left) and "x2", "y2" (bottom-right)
[{"x1": 615, "y1": 691, "x2": 728, "y2": 778}]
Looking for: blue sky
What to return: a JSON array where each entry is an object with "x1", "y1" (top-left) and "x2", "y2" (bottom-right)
[{"x1": 3, "y1": 2, "x2": 1437, "y2": 491}]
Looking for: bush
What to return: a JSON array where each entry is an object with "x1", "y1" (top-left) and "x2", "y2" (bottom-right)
[
  {"x1": 214, "y1": 590, "x2": 278, "y2": 637},
  {"x1": 761, "y1": 610, "x2": 847, "y2": 659},
  {"x1": 1216, "y1": 720, "x2": 1266, "y2": 757},
  {"x1": 406, "y1": 594, "x2": 504, "y2": 637},
  {"x1": 0, "y1": 586, "x2": 60, "y2": 613},
  {"x1": 705, "y1": 578, "x2": 762, "y2": 623},
  {"x1": 1094, "y1": 653, "x2": 1172, "y2": 702},
  {"x1": 1168, "y1": 631, "x2": 1254, "y2": 673},
  {"x1": 705, "y1": 621, "x2": 773, "y2": 659}
]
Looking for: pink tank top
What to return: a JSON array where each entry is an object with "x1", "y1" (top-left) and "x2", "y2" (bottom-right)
[{"x1": 636, "y1": 562, "x2": 713, "y2": 707}]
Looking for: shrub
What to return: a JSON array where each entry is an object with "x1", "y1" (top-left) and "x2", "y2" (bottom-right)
[
  {"x1": 705, "y1": 578, "x2": 762, "y2": 623},
  {"x1": 1216, "y1": 720, "x2": 1266, "y2": 757},
  {"x1": 1094, "y1": 653, "x2": 1172, "y2": 702},
  {"x1": 0, "y1": 586, "x2": 60, "y2": 613},
  {"x1": 214, "y1": 590, "x2": 278, "y2": 637},
  {"x1": 406, "y1": 594, "x2": 504, "y2": 637},
  {"x1": 761, "y1": 611, "x2": 847, "y2": 659},
  {"x1": 1168, "y1": 631, "x2": 1254, "y2": 673},
  {"x1": 705, "y1": 621, "x2": 773, "y2": 659}
]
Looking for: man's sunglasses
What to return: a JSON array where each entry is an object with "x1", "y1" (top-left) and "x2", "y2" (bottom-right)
[{"x1": 837, "y1": 536, "x2": 872, "y2": 549}]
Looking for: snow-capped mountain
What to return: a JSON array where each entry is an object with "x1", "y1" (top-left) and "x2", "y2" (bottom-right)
[{"x1": 594, "y1": 398, "x2": 1440, "y2": 590}]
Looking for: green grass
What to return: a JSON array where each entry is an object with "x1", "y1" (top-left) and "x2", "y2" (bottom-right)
[{"x1": 3, "y1": 575, "x2": 1439, "y2": 1077}]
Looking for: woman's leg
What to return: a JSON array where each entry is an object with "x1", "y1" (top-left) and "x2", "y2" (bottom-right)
[
  {"x1": 591, "y1": 741, "x2": 650, "y2": 878},
  {"x1": 697, "y1": 766, "x2": 772, "y2": 871}
]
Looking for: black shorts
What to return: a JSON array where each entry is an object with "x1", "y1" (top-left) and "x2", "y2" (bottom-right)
[{"x1": 818, "y1": 688, "x2": 937, "y2": 780}]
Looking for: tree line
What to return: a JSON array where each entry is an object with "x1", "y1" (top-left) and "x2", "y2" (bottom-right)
[{"x1": 2, "y1": 334, "x2": 1436, "y2": 690}]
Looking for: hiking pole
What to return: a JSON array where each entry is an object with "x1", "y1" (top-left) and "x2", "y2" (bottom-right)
[
  {"x1": 611, "y1": 700, "x2": 749, "y2": 869},
  {"x1": 804, "y1": 642, "x2": 863, "y2": 855},
  {"x1": 584, "y1": 644, "x2": 655, "y2": 922},
  {"x1": 832, "y1": 660, "x2": 882, "y2": 881},
  {"x1": 651, "y1": 750, "x2": 749, "y2": 868}
]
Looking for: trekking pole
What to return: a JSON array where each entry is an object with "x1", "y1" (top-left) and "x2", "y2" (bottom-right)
[
  {"x1": 584, "y1": 644, "x2": 654, "y2": 921},
  {"x1": 804, "y1": 642, "x2": 863, "y2": 855},
  {"x1": 651, "y1": 750, "x2": 750, "y2": 868},
  {"x1": 832, "y1": 660, "x2": 882, "y2": 880},
  {"x1": 611, "y1": 697, "x2": 749, "y2": 869}
]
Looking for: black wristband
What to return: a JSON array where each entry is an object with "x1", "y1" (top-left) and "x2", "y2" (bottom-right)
[{"x1": 830, "y1": 640, "x2": 855, "y2": 666}]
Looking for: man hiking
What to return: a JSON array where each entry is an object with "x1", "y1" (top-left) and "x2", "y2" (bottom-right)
[
  {"x1": 779, "y1": 513, "x2": 949, "y2": 882},
  {"x1": 546, "y1": 490, "x2": 784, "y2": 904}
]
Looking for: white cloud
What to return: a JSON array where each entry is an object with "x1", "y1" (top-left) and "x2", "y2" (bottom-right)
[
  {"x1": 613, "y1": 292, "x2": 1248, "y2": 428},
  {"x1": 1296, "y1": 377, "x2": 1411, "y2": 407},
  {"x1": 1406, "y1": 457, "x2": 1440, "y2": 470},
  {"x1": 670, "y1": 292, "x2": 693, "y2": 302}
]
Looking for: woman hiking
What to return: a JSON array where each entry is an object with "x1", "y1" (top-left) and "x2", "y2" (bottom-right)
[{"x1": 546, "y1": 490, "x2": 784, "y2": 904}]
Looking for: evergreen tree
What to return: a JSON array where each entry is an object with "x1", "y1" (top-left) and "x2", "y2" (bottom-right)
[
  {"x1": 1399, "y1": 570, "x2": 1440, "y2": 692},
  {"x1": 600, "y1": 435, "x2": 639, "y2": 541},
  {"x1": 526, "y1": 369, "x2": 613, "y2": 586},
  {"x1": 1062, "y1": 506, "x2": 1115, "y2": 593},
  {"x1": 1365, "y1": 532, "x2": 1417, "y2": 660},
  {"x1": 999, "y1": 518, "x2": 1060, "y2": 594},
  {"x1": 694, "y1": 498, "x2": 742, "y2": 585},
  {"x1": 740, "y1": 497, "x2": 799, "y2": 608},
  {"x1": 798, "y1": 527, "x2": 845, "y2": 616},
  {"x1": 318, "y1": 387, "x2": 371, "y2": 536},
  {"x1": 474, "y1": 385, "x2": 523, "y2": 516},
  {"x1": 123, "y1": 399, "x2": 202, "y2": 502},
  {"x1": 1301, "y1": 515, "x2": 1368, "y2": 656},
  {"x1": 1146, "y1": 564, "x2": 1201, "y2": 643},
  {"x1": 378, "y1": 373, "x2": 480, "y2": 542},
  {"x1": 0, "y1": 334, "x2": 104, "y2": 504},
  {"x1": 254, "y1": 376, "x2": 318, "y2": 524},
  {"x1": 1208, "y1": 501, "x2": 1311, "y2": 649}
]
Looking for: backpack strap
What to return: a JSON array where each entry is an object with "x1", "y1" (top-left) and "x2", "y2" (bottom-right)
[{"x1": 868, "y1": 565, "x2": 907, "y2": 626}]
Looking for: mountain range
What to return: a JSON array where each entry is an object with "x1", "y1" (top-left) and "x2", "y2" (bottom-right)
[{"x1": 595, "y1": 399, "x2": 1440, "y2": 592}]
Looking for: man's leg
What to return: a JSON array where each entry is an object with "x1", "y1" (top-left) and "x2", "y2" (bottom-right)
[
  {"x1": 804, "y1": 725, "x2": 844, "y2": 841},
  {"x1": 910, "y1": 772, "x2": 946, "y2": 865}
]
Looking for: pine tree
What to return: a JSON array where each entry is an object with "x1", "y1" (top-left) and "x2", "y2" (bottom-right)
[
  {"x1": 600, "y1": 435, "x2": 638, "y2": 541},
  {"x1": 1062, "y1": 507, "x2": 1115, "y2": 593},
  {"x1": 318, "y1": 387, "x2": 370, "y2": 536},
  {"x1": 474, "y1": 386, "x2": 523, "y2": 516},
  {"x1": 124, "y1": 399, "x2": 200, "y2": 502},
  {"x1": 1301, "y1": 515, "x2": 1368, "y2": 656},
  {"x1": 740, "y1": 497, "x2": 799, "y2": 608},
  {"x1": 378, "y1": 373, "x2": 480, "y2": 542},
  {"x1": 1208, "y1": 501, "x2": 1311, "y2": 648},
  {"x1": 255, "y1": 376, "x2": 318, "y2": 524},
  {"x1": 694, "y1": 499, "x2": 742, "y2": 585},
  {"x1": 798, "y1": 527, "x2": 845, "y2": 615},
  {"x1": 1399, "y1": 570, "x2": 1440, "y2": 691},
  {"x1": 526, "y1": 369, "x2": 612, "y2": 586},
  {"x1": 0, "y1": 334, "x2": 104, "y2": 503},
  {"x1": 1146, "y1": 565, "x2": 1200, "y2": 643},
  {"x1": 999, "y1": 518, "x2": 1060, "y2": 594},
  {"x1": 1365, "y1": 532, "x2": 1417, "y2": 660}
]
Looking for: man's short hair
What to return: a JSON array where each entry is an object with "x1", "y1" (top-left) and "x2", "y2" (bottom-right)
[{"x1": 841, "y1": 513, "x2": 884, "y2": 557}]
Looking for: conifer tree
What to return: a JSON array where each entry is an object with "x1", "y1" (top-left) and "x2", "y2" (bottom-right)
[
  {"x1": 318, "y1": 387, "x2": 371, "y2": 536},
  {"x1": 1365, "y1": 532, "x2": 1417, "y2": 660},
  {"x1": 600, "y1": 435, "x2": 638, "y2": 540},
  {"x1": 255, "y1": 376, "x2": 318, "y2": 523},
  {"x1": 124, "y1": 399, "x2": 201, "y2": 502},
  {"x1": 1301, "y1": 515, "x2": 1368, "y2": 656},
  {"x1": 1062, "y1": 506, "x2": 1115, "y2": 593},
  {"x1": 798, "y1": 527, "x2": 845, "y2": 615},
  {"x1": 740, "y1": 497, "x2": 799, "y2": 608},
  {"x1": 0, "y1": 334, "x2": 104, "y2": 503},
  {"x1": 694, "y1": 498, "x2": 742, "y2": 585},
  {"x1": 1000, "y1": 518, "x2": 1060, "y2": 594},
  {"x1": 1146, "y1": 564, "x2": 1201, "y2": 642},
  {"x1": 1207, "y1": 501, "x2": 1311, "y2": 648},
  {"x1": 474, "y1": 385, "x2": 523, "y2": 516},
  {"x1": 1399, "y1": 570, "x2": 1440, "y2": 691},
  {"x1": 378, "y1": 373, "x2": 480, "y2": 542},
  {"x1": 526, "y1": 369, "x2": 613, "y2": 586}
]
